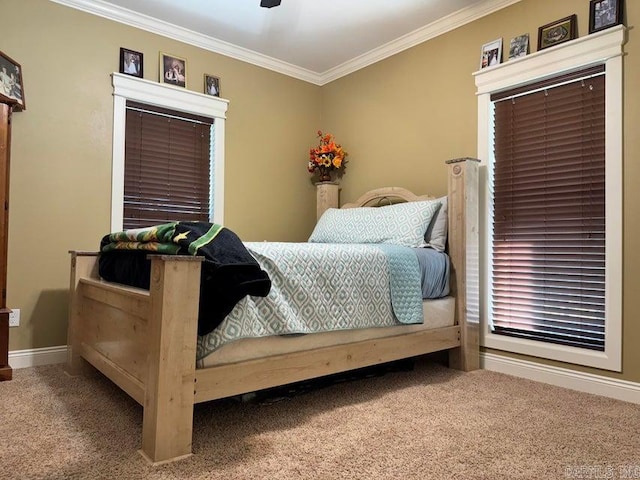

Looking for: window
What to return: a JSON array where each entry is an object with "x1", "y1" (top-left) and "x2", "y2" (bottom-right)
[
  {"x1": 111, "y1": 73, "x2": 228, "y2": 232},
  {"x1": 490, "y1": 66, "x2": 605, "y2": 351},
  {"x1": 475, "y1": 26, "x2": 624, "y2": 371},
  {"x1": 123, "y1": 102, "x2": 213, "y2": 229}
]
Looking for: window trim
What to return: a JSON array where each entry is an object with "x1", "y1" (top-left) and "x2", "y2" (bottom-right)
[
  {"x1": 111, "y1": 72, "x2": 228, "y2": 231},
  {"x1": 474, "y1": 26, "x2": 625, "y2": 371}
]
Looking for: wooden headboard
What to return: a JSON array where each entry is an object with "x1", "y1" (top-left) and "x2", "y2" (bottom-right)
[
  {"x1": 341, "y1": 187, "x2": 435, "y2": 209},
  {"x1": 328, "y1": 159, "x2": 481, "y2": 371}
]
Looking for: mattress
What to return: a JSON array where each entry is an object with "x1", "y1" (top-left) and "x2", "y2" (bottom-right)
[
  {"x1": 196, "y1": 242, "x2": 441, "y2": 360},
  {"x1": 197, "y1": 295, "x2": 454, "y2": 368}
]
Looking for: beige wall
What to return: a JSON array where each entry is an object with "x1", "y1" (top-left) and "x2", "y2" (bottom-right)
[
  {"x1": 4, "y1": 0, "x2": 322, "y2": 351},
  {"x1": 322, "y1": 0, "x2": 640, "y2": 382},
  {"x1": 5, "y1": 0, "x2": 639, "y2": 383}
]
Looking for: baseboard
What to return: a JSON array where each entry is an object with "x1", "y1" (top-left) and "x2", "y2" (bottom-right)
[
  {"x1": 8, "y1": 345, "x2": 68, "y2": 369},
  {"x1": 481, "y1": 352, "x2": 640, "y2": 404}
]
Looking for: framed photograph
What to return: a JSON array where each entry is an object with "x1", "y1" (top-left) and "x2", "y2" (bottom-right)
[
  {"x1": 160, "y1": 52, "x2": 186, "y2": 88},
  {"x1": 0, "y1": 50, "x2": 25, "y2": 111},
  {"x1": 480, "y1": 38, "x2": 502, "y2": 69},
  {"x1": 204, "y1": 74, "x2": 220, "y2": 97},
  {"x1": 537, "y1": 14, "x2": 577, "y2": 51},
  {"x1": 508, "y1": 34, "x2": 529, "y2": 60},
  {"x1": 589, "y1": 0, "x2": 622, "y2": 34},
  {"x1": 119, "y1": 48, "x2": 143, "y2": 78}
]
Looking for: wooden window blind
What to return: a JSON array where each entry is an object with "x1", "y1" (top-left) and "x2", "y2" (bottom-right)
[
  {"x1": 124, "y1": 101, "x2": 213, "y2": 230},
  {"x1": 490, "y1": 65, "x2": 606, "y2": 351}
]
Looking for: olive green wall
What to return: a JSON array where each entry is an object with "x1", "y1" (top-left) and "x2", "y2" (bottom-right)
[
  {"x1": 4, "y1": 0, "x2": 322, "y2": 351},
  {"x1": 322, "y1": 0, "x2": 640, "y2": 382},
  {"x1": 5, "y1": 0, "x2": 639, "y2": 384}
]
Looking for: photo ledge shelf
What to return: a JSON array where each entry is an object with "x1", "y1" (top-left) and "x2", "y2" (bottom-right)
[{"x1": 473, "y1": 24, "x2": 626, "y2": 94}]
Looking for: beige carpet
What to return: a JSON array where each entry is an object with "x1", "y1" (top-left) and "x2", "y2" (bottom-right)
[{"x1": 1, "y1": 358, "x2": 639, "y2": 480}]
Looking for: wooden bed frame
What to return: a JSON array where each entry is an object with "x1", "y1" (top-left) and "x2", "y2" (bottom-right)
[{"x1": 66, "y1": 157, "x2": 479, "y2": 464}]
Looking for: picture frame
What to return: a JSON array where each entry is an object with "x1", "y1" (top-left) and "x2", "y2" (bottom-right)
[
  {"x1": 160, "y1": 52, "x2": 186, "y2": 88},
  {"x1": 204, "y1": 74, "x2": 220, "y2": 97},
  {"x1": 0, "y1": 50, "x2": 25, "y2": 111},
  {"x1": 119, "y1": 48, "x2": 143, "y2": 78},
  {"x1": 537, "y1": 14, "x2": 577, "y2": 51},
  {"x1": 589, "y1": 0, "x2": 622, "y2": 34},
  {"x1": 508, "y1": 34, "x2": 529, "y2": 60},
  {"x1": 480, "y1": 38, "x2": 502, "y2": 69}
]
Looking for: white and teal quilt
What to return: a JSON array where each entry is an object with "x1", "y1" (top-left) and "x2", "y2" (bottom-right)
[{"x1": 196, "y1": 242, "x2": 423, "y2": 360}]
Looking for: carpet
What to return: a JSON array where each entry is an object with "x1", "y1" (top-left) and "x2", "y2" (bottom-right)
[{"x1": 1, "y1": 357, "x2": 638, "y2": 479}]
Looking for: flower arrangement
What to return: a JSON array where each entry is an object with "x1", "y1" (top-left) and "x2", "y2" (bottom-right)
[{"x1": 307, "y1": 130, "x2": 348, "y2": 182}]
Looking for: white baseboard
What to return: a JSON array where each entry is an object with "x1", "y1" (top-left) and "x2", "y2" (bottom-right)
[
  {"x1": 481, "y1": 352, "x2": 640, "y2": 404},
  {"x1": 8, "y1": 345, "x2": 68, "y2": 369}
]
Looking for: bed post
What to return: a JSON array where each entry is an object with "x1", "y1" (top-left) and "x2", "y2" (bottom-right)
[
  {"x1": 66, "y1": 251, "x2": 99, "y2": 375},
  {"x1": 446, "y1": 158, "x2": 480, "y2": 372},
  {"x1": 316, "y1": 182, "x2": 340, "y2": 220},
  {"x1": 140, "y1": 255, "x2": 203, "y2": 465}
]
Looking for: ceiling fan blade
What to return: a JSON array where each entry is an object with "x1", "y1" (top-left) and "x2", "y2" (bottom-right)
[{"x1": 260, "y1": 0, "x2": 281, "y2": 7}]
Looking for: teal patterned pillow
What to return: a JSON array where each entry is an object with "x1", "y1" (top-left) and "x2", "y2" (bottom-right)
[{"x1": 309, "y1": 200, "x2": 440, "y2": 247}]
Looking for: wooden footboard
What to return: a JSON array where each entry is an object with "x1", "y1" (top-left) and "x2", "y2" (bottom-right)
[
  {"x1": 67, "y1": 252, "x2": 203, "y2": 464},
  {"x1": 66, "y1": 158, "x2": 479, "y2": 464}
]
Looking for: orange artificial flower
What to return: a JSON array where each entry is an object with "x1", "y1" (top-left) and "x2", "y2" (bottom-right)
[{"x1": 307, "y1": 130, "x2": 349, "y2": 182}]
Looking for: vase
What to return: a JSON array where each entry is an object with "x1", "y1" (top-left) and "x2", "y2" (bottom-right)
[{"x1": 318, "y1": 172, "x2": 332, "y2": 182}]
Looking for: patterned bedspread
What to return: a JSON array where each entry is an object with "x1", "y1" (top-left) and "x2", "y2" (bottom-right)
[{"x1": 197, "y1": 242, "x2": 423, "y2": 360}]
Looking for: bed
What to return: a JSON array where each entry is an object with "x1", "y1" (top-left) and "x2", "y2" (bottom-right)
[{"x1": 66, "y1": 157, "x2": 479, "y2": 464}]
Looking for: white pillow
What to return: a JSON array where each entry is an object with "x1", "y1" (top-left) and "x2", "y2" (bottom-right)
[
  {"x1": 309, "y1": 200, "x2": 440, "y2": 248},
  {"x1": 424, "y1": 196, "x2": 447, "y2": 252}
]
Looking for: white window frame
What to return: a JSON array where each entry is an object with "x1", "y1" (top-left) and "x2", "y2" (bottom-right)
[
  {"x1": 110, "y1": 72, "x2": 228, "y2": 231},
  {"x1": 474, "y1": 26, "x2": 625, "y2": 371}
]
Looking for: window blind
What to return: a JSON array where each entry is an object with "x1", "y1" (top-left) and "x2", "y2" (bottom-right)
[
  {"x1": 490, "y1": 66, "x2": 606, "y2": 351},
  {"x1": 124, "y1": 101, "x2": 213, "y2": 229}
]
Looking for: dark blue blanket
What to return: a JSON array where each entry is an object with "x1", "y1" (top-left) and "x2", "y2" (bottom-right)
[{"x1": 98, "y1": 222, "x2": 271, "y2": 336}]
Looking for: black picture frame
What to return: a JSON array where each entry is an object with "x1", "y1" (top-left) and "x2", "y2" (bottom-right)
[
  {"x1": 119, "y1": 48, "x2": 143, "y2": 78},
  {"x1": 204, "y1": 74, "x2": 220, "y2": 97},
  {"x1": 0, "y1": 50, "x2": 25, "y2": 111},
  {"x1": 537, "y1": 14, "x2": 578, "y2": 51},
  {"x1": 589, "y1": 0, "x2": 623, "y2": 34}
]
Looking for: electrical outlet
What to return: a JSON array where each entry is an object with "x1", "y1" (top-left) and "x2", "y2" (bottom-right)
[{"x1": 8, "y1": 309, "x2": 20, "y2": 327}]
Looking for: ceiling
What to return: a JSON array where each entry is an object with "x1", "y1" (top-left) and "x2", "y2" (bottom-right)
[{"x1": 55, "y1": 0, "x2": 520, "y2": 84}]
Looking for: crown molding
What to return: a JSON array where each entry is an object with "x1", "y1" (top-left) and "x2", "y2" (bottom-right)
[
  {"x1": 50, "y1": 0, "x2": 322, "y2": 85},
  {"x1": 51, "y1": 0, "x2": 521, "y2": 86},
  {"x1": 319, "y1": 0, "x2": 523, "y2": 84}
]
